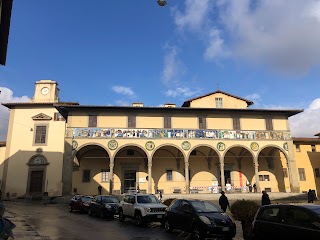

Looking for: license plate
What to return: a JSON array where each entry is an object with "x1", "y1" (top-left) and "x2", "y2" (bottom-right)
[
  {"x1": 157, "y1": 215, "x2": 163, "y2": 218},
  {"x1": 222, "y1": 227, "x2": 229, "y2": 231}
]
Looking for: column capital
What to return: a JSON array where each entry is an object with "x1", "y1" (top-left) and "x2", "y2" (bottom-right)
[
  {"x1": 148, "y1": 163, "x2": 152, "y2": 167},
  {"x1": 254, "y1": 163, "x2": 259, "y2": 168},
  {"x1": 184, "y1": 162, "x2": 189, "y2": 167},
  {"x1": 219, "y1": 163, "x2": 225, "y2": 168},
  {"x1": 109, "y1": 163, "x2": 114, "y2": 168}
]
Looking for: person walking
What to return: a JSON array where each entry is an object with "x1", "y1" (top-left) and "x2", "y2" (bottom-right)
[
  {"x1": 261, "y1": 191, "x2": 271, "y2": 206},
  {"x1": 219, "y1": 191, "x2": 230, "y2": 212},
  {"x1": 0, "y1": 201, "x2": 16, "y2": 240},
  {"x1": 308, "y1": 189, "x2": 315, "y2": 203},
  {"x1": 98, "y1": 185, "x2": 102, "y2": 195},
  {"x1": 253, "y1": 183, "x2": 257, "y2": 193}
]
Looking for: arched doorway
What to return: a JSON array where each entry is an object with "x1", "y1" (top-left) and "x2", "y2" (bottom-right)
[
  {"x1": 27, "y1": 154, "x2": 48, "y2": 195},
  {"x1": 73, "y1": 144, "x2": 110, "y2": 195},
  {"x1": 188, "y1": 145, "x2": 219, "y2": 193},
  {"x1": 152, "y1": 145, "x2": 185, "y2": 194},
  {"x1": 113, "y1": 145, "x2": 148, "y2": 194},
  {"x1": 223, "y1": 146, "x2": 254, "y2": 192}
]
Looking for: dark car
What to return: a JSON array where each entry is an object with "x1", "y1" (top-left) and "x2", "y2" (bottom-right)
[
  {"x1": 252, "y1": 204, "x2": 320, "y2": 239},
  {"x1": 88, "y1": 195, "x2": 120, "y2": 218},
  {"x1": 69, "y1": 195, "x2": 93, "y2": 213},
  {"x1": 164, "y1": 199, "x2": 236, "y2": 240}
]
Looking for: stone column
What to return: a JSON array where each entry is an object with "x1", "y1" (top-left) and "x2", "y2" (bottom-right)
[
  {"x1": 185, "y1": 162, "x2": 190, "y2": 193},
  {"x1": 109, "y1": 156, "x2": 114, "y2": 195},
  {"x1": 62, "y1": 138, "x2": 74, "y2": 196},
  {"x1": 253, "y1": 156, "x2": 261, "y2": 193},
  {"x1": 148, "y1": 155, "x2": 153, "y2": 194},
  {"x1": 220, "y1": 162, "x2": 225, "y2": 192},
  {"x1": 287, "y1": 140, "x2": 300, "y2": 193}
]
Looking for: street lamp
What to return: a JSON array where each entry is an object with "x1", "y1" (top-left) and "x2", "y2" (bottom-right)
[{"x1": 157, "y1": 0, "x2": 167, "y2": 7}]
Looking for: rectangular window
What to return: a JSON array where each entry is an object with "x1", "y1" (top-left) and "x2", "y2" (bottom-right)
[
  {"x1": 265, "y1": 118, "x2": 273, "y2": 131},
  {"x1": 101, "y1": 169, "x2": 110, "y2": 182},
  {"x1": 233, "y1": 117, "x2": 241, "y2": 130},
  {"x1": 166, "y1": 170, "x2": 173, "y2": 181},
  {"x1": 311, "y1": 145, "x2": 316, "y2": 152},
  {"x1": 128, "y1": 115, "x2": 136, "y2": 128},
  {"x1": 283, "y1": 168, "x2": 288, "y2": 178},
  {"x1": 83, "y1": 170, "x2": 91, "y2": 182},
  {"x1": 296, "y1": 145, "x2": 301, "y2": 152},
  {"x1": 88, "y1": 115, "x2": 97, "y2": 127},
  {"x1": 215, "y1": 97, "x2": 223, "y2": 108},
  {"x1": 198, "y1": 117, "x2": 206, "y2": 129},
  {"x1": 35, "y1": 126, "x2": 47, "y2": 144},
  {"x1": 315, "y1": 168, "x2": 320, "y2": 178},
  {"x1": 164, "y1": 116, "x2": 171, "y2": 128},
  {"x1": 298, "y1": 168, "x2": 306, "y2": 181},
  {"x1": 54, "y1": 112, "x2": 64, "y2": 121},
  {"x1": 259, "y1": 175, "x2": 270, "y2": 181}
]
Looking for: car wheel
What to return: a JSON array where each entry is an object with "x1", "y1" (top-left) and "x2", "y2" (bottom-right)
[
  {"x1": 119, "y1": 210, "x2": 125, "y2": 222},
  {"x1": 134, "y1": 212, "x2": 143, "y2": 226},
  {"x1": 88, "y1": 208, "x2": 93, "y2": 216},
  {"x1": 164, "y1": 219, "x2": 172, "y2": 232},
  {"x1": 192, "y1": 225, "x2": 203, "y2": 240},
  {"x1": 69, "y1": 205, "x2": 73, "y2": 213}
]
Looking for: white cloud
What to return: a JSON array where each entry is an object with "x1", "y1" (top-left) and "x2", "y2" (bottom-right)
[
  {"x1": 174, "y1": 0, "x2": 212, "y2": 31},
  {"x1": 112, "y1": 86, "x2": 134, "y2": 97},
  {"x1": 165, "y1": 87, "x2": 201, "y2": 98},
  {"x1": 245, "y1": 93, "x2": 261, "y2": 102},
  {"x1": 0, "y1": 87, "x2": 30, "y2": 141},
  {"x1": 161, "y1": 46, "x2": 186, "y2": 85},
  {"x1": 289, "y1": 98, "x2": 320, "y2": 137},
  {"x1": 115, "y1": 100, "x2": 131, "y2": 106},
  {"x1": 173, "y1": 0, "x2": 320, "y2": 74}
]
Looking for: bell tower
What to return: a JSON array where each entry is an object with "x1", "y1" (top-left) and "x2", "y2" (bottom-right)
[{"x1": 31, "y1": 80, "x2": 60, "y2": 103}]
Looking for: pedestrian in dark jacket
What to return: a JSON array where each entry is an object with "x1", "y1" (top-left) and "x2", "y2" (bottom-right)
[
  {"x1": 261, "y1": 191, "x2": 271, "y2": 206},
  {"x1": 308, "y1": 189, "x2": 315, "y2": 203},
  {"x1": 219, "y1": 191, "x2": 230, "y2": 212},
  {"x1": 0, "y1": 201, "x2": 15, "y2": 240}
]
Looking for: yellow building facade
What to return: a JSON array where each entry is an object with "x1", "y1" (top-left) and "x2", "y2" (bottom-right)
[{"x1": 1, "y1": 80, "x2": 317, "y2": 198}]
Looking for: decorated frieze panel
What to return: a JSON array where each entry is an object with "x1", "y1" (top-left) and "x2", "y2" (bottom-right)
[{"x1": 66, "y1": 127, "x2": 291, "y2": 141}]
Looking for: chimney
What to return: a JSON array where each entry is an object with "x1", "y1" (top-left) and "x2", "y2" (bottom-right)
[
  {"x1": 164, "y1": 103, "x2": 176, "y2": 108},
  {"x1": 132, "y1": 102, "x2": 144, "y2": 107}
]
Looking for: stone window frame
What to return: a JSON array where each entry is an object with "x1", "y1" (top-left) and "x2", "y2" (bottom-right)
[{"x1": 33, "y1": 124, "x2": 49, "y2": 146}]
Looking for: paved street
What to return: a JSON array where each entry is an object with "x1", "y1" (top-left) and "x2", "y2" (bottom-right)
[{"x1": 5, "y1": 201, "x2": 243, "y2": 240}]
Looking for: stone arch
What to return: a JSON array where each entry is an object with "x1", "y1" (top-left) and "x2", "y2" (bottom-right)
[
  {"x1": 257, "y1": 144, "x2": 290, "y2": 192},
  {"x1": 187, "y1": 144, "x2": 221, "y2": 159},
  {"x1": 113, "y1": 143, "x2": 149, "y2": 159},
  {"x1": 74, "y1": 142, "x2": 111, "y2": 159},
  {"x1": 151, "y1": 143, "x2": 186, "y2": 161},
  {"x1": 223, "y1": 144, "x2": 255, "y2": 160}
]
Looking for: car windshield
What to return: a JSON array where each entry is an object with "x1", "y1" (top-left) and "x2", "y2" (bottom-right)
[
  {"x1": 137, "y1": 195, "x2": 160, "y2": 204},
  {"x1": 81, "y1": 196, "x2": 93, "y2": 202},
  {"x1": 102, "y1": 196, "x2": 119, "y2": 203},
  {"x1": 190, "y1": 201, "x2": 221, "y2": 213}
]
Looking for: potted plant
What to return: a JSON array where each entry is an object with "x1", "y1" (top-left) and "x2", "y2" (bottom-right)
[{"x1": 230, "y1": 199, "x2": 260, "y2": 240}]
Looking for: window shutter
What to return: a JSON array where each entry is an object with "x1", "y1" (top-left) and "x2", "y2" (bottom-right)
[
  {"x1": 233, "y1": 117, "x2": 240, "y2": 130},
  {"x1": 198, "y1": 117, "x2": 206, "y2": 129},
  {"x1": 164, "y1": 116, "x2": 171, "y2": 128},
  {"x1": 128, "y1": 115, "x2": 136, "y2": 128},
  {"x1": 266, "y1": 118, "x2": 273, "y2": 131},
  {"x1": 89, "y1": 115, "x2": 97, "y2": 127}
]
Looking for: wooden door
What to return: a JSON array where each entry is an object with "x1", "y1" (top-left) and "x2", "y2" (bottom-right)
[{"x1": 29, "y1": 170, "x2": 43, "y2": 193}]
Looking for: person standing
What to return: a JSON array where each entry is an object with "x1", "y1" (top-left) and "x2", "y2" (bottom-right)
[
  {"x1": 261, "y1": 191, "x2": 271, "y2": 206},
  {"x1": 0, "y1": 201, "x2": 16, "y2": 240},
  {"x1": 98, "y1": 185, "x2": 102, "y2": 195},
  {"x1": 253, "y1": 183, "x2": 257, "y2": 193},
  {"x1": 219, "y1": 191, "x2": 230, "y2": 212},
  {"x1": 308, "y1": 189, "x2": 315, "y2": 203}
]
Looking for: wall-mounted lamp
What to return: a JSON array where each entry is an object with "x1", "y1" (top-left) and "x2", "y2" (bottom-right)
[{"x1": 30, "y1": 128, "x2": 33, "y2": 132}]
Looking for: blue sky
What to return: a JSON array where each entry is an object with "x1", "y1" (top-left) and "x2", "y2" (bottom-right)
[{"x1": 1, "y1": 0, "x2": 320, "y2": 140}]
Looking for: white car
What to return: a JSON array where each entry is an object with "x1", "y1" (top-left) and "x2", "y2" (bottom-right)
[{"x1": 118, "y1": 193, "x2": 167, "y2": 226}]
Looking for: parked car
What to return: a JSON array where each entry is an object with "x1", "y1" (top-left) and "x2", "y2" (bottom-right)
[
  {"x1": 164, "y1": 199, "x2": 236, "y2": 240},
  {"x1": 69, "y1": 195, "x2": 93, "y2": 213},
  {"x1": 88, "y1": 195, "x2": 120, "y2": 218},
  {"x1": 118, "y1": 193, "x2": 167, "y2": 226},
  {"x1": 252, "y1": 204, "x2": 320, "y2": 239}
]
